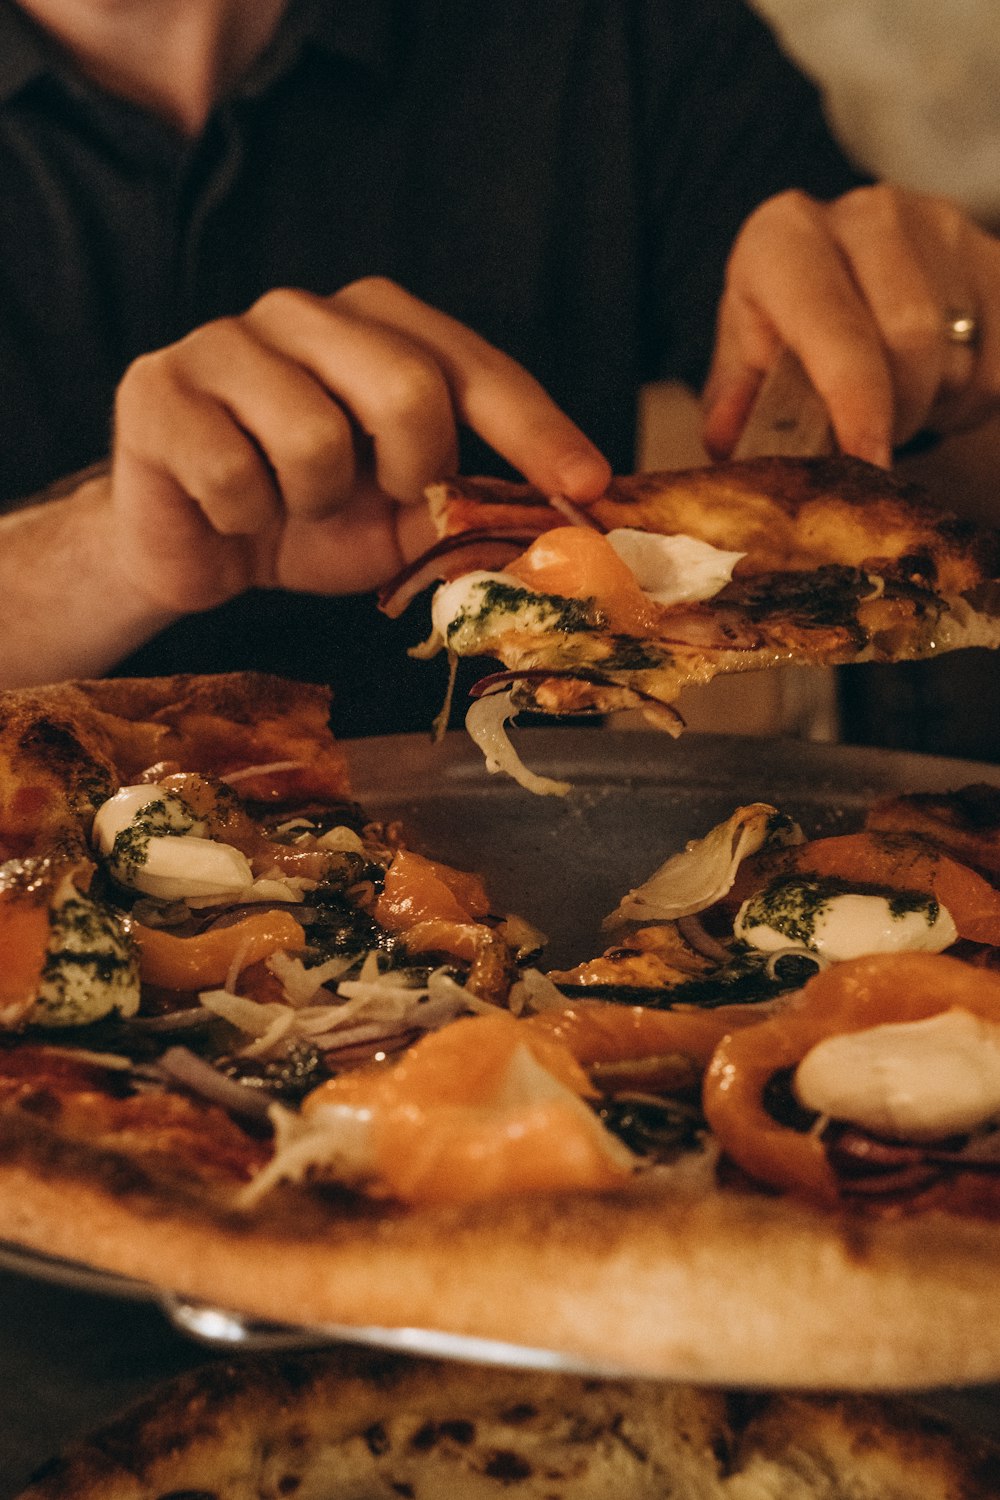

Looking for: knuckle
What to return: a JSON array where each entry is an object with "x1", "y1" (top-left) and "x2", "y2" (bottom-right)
[
  {"x1": 249, "y1": 285, "x2": 321, "y2": 325},
  {"x1": 368, "y1": 352, "x2": 449, "y2": 427},
  {"x1": 744, "y1": 188, "x2": 819, "y2": 234},
  {"x1": 282, "y1": 414, "x2": 353, "y2": 484},
  {"x1": 881, "y1": 297, "x2": 942, "y2": 356},
  {"x1": 333, "y1": 274, "x2": 407, "y2": 313},
  {"x1": 198, "y1": 446, "x2": 261, "y2": 510},
  {"x1": 829, "y1": 182, "x2": 903, "y2": 232}
]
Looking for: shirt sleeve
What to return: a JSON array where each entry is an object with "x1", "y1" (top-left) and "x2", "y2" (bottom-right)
[{"x1": 633, "y1": 0, "x2": 869, "y2": 388}]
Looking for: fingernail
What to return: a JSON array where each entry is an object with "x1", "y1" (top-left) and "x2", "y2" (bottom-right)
[{"x1": 557, "y1": 449, "x2": 612, "y2": 498}]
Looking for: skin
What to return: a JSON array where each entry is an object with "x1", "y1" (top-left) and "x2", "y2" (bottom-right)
[
  {"x1": 703, "y1": 185, "x2": 1000, "y2": 468},
  {"x1": 2, "y1": 0, "x2": 1000, "y2": 687}
]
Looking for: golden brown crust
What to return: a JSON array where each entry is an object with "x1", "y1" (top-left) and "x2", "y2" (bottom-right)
[
  {"x1": 16, "y1": 1349, "x2": 1000, "y2": 1499},
  {"x1": 5, "y1": 1112, "x2": 1000, "y2": 1389},
  {"x1": 430, "y1": 457, "x2": 1000, "y2": 590}
]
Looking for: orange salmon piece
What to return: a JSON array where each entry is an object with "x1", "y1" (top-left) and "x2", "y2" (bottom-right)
[
  {"x1": 373, "y1": 848, "x2": 491, "y2": 931},
  {"x1": 793, "y1": 831, "x2": 1000, "y2": 945},
  {"x1": 0, "y1": 893, "x2": 50, "y2": 1025},
  {"x1": 134, "y1": 910, "x2": 306, "y2": 990},
  {"x1": 303, "y1": 1012, "x2": 632, "y2": 1204},
  {"x1": 703, "y1": 951, "x2": 1000, "y2": 1203},
  {"x1": 506, "y1": 526, "x2": 657, "y2": 635},
  {"x1": 523, "y1": 997, "x2": 775, "y2": 1074}
]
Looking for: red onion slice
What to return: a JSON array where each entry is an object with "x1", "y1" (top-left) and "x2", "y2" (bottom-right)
[
  {"x1": 378, "y1": 531, "x2": 536, "y2": 617},
  {"x1": 155, "y1": 1046, "x2": 274, "y2": 1124},
  {"x1": 675, "y1": 914, "x2": 733, "y2": 964}
]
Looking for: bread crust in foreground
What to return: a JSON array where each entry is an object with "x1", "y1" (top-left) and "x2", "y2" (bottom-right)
[{"x1": 17, "y1": 1347, "x2": 1000, "y2": 1500}]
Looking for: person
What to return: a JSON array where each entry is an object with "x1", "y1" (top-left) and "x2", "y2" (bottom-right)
[{"x1": 2, "y1": 0, "x2": 999, "y2": 738}]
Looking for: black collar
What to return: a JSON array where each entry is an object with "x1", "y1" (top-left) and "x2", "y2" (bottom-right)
[{"x1": 0, "y1": 0, "x2": 397, "y2": 107}]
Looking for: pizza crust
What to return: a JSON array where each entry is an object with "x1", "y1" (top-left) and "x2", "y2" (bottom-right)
[
  {"x1": 3, "y1": 1118, "x2": 1000, "y2": 1390},
  {"x1": 0, "y1": 672, "x2": 351, "y2": 856},
  {"x1": 15, "y1": 1347, "x2": 1000, "y2": 1499}
]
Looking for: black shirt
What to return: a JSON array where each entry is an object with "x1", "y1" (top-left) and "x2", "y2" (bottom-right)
[{"x1": 0, "y1": 0, "x2": 860, "y2": 735}]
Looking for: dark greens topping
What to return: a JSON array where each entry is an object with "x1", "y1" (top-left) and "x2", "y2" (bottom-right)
[
  {"x1": 449, "y1": 580, "x2": 601, "y2": 639},
  {"x1": 595, "y1": 1095, "x2": 705, "y2": 1160},
  {"x1": 556, "y1": 948, "x2": 820, "y2": 1012}
]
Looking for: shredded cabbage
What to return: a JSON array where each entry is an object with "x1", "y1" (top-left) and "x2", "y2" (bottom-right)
[
  {"x1": 605, "y1": 803, "x2": 803, "y2": 927},
  {"x1": 465, "y1": 690, "x2": 571, "y2": 797}
]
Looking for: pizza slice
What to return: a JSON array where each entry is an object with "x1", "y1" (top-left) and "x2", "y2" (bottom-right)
[
  {"x1": 380, "y1": 457, "x2": 1000, "y2": 791},
  {"x1": 0, "y1": 672, "x2": 535, "y2": 1209}
]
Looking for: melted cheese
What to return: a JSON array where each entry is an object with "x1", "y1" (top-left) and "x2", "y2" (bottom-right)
[
  {"x1": 735, "y1": 877, "x2": 957, "y2": 962},
  {"x1": 30, "y1": 875, "x2": 140, "y2": 1027},
  {"x1": 795, "y1": 1008, "x2": 1000, "y2": 1140},
  {"x1": 93, "y1": 783, "x2": 254, "y2": 902},
  {"x1": 605, "y1": 529, "x2": 744, "y2": 605}
]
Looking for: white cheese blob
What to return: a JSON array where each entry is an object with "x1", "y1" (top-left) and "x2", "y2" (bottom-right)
[
  {"x1": 92, "y1": 783, "x2": 254, "y2": 902},
  {"x1": 795, "y1": 1008, "x2": 1000, "y2": 1141},
  {"x1": 734, "y1": 877, "x2": 957, "y2": 962},
  {"x1": 431, "y1": 569, "x2": 586, "y2": 651},
  {"x1": 92, "y1": 784, "x2": 198, "y2": 852},
  {"x1": 606, "y1": 529, "x2": 744, "y2": 605},
  {"x1": 30, "y1": 874, "x2": 140, "y2": 1027},
  {"x1": 127, "y1": 836, "x2": 254, "y2": 902}
]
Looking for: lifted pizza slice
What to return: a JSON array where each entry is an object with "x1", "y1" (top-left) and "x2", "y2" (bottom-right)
[{"x1": 381, "y1": 457, "x2": 1000, "y2": 791}]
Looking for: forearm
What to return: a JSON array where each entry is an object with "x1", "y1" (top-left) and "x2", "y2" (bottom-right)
[{"x1": 0, "y1": 467, "x2": 182, "y2": 687}]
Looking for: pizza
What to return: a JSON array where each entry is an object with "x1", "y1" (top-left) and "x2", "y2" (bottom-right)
[
  {"x1": 16, "y1": 1347, "x2": 1000, "y2": 1500},
  {"x1": 3, "y1": 670, "x2": 1000, "y2": 1389},
  {"x1": 378, "y1": 456, "x2": 1000, "y2": 792}
]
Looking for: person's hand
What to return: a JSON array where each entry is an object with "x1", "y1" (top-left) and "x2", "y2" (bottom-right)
[
  {"x1": 702, "y1": 184, "x2": 1000, "y2": 468},
  {"x1": 110, "y1": 277, "x2": 610, "y2": 613}
]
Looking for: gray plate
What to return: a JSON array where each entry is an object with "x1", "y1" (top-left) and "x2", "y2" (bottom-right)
[{"x1": 345, "y1": 727, "x2": 1000, "y2": 966}]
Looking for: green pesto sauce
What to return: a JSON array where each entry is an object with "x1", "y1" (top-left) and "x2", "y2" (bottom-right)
[
  {"x1": 739, "y1": 873, "x2": 939, "y2": 948},
  {"x1": 600, "y1": 637, "x2": 669, "y2": 671},
  {"x1": 109, "y1": 794, "x2": 199, "y2": 882},
  {"x1": 446, "y1": 580, "x2": 600, "y2": 648},
  {"x1": 34, "y1": 893, "x2": 139, "y2": 1027},
  {"x1": 557, "y1": 948, "x2": 820, "y2": 1011}
]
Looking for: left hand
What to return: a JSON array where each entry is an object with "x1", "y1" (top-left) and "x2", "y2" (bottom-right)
[{"x1": 702, "y1": 184, "x2": 1000, "y2": 468}]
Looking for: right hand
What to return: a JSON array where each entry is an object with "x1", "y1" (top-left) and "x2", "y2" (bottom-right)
[{"x1": 109, "y1": 277, "x2": 611, "y2": 613}]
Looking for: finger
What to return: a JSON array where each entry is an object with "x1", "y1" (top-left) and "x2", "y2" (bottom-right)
[
  {"x1": 825, "y1": 187, "x2": 952, "y2": 443},
  {"x1": 274, "y1": 480, "x2": 413, "y2": 595},
  {"x1": 115, "y1": 349, "x2": 282, "y2": 536},
  {"x1": 163, "y1": 318, "x2": 362, "y2": 519},
  {"x1": 332, "y1": 277, "x2": 612, "y2": 499},
  {"x1": 925, "y1": 229, "x2": 1000, "y2": 434},
  {"x1": 245, "y1": 287, "x2": 458, "y2": 504},
  {"x1": 917, "y1": 216, "x2": 1000, "y2": 438},
  {"x1": 701, "y1": 294, "x2": 782, "y2": 459},
  {"x1": 704, "y1": 192, "x2": 896, "y2": 467}
]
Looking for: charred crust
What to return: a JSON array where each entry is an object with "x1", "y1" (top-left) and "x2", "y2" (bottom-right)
[{"x1": 483, "y1": 1448, "x2": 534, "y2": 1482}]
